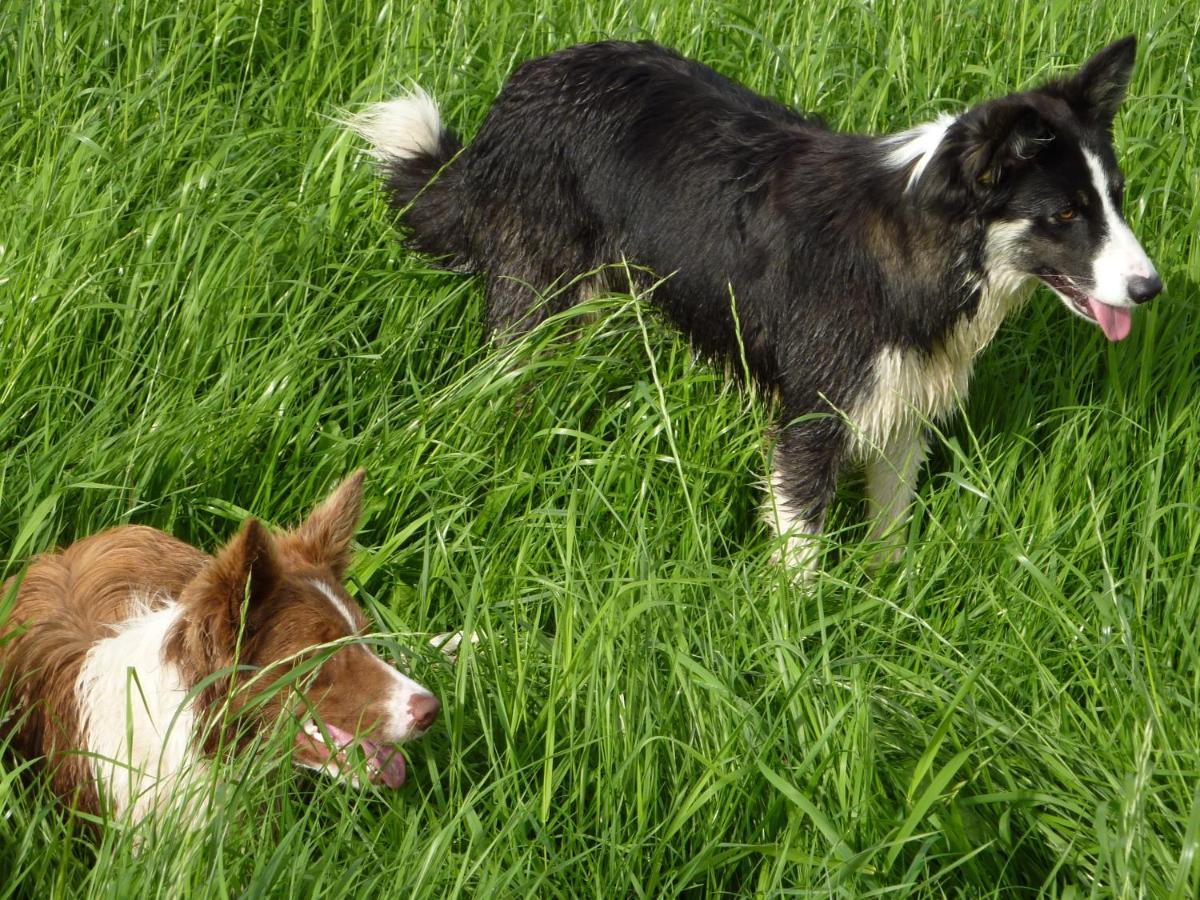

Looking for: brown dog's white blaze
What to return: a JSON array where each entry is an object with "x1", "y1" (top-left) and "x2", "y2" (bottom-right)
[{"x1": 0, "y1": 470, "x2": 437, "y2": 823}]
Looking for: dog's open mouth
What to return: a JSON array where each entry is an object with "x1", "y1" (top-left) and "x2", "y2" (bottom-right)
[
  {"x1": 295, "y1": 721, "x2": 407, "y2": 788},
  {"x1": 1040, "y1": 274, "x2": 1132, "y2": 342}
]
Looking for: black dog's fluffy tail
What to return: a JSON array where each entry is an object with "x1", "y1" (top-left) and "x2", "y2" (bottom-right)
[{"x1": 348, "y1": 89, "x2": 468, "y2": 267}]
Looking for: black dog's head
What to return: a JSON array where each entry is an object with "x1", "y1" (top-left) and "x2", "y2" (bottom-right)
[{"x1": 911, "y1": 37, "x2": 1160, "y2": 340}]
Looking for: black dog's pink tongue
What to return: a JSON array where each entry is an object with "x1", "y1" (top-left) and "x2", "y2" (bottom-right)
[{"x1": 1087, "y1": 298, "x2": 1132, "y2": 342}]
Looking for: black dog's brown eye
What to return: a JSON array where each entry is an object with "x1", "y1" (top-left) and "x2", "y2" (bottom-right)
[{"x1": 1053, "y1": 207, "x2": 1077, "y2": 222}]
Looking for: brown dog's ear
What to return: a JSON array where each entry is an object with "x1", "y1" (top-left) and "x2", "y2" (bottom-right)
[
  {"x1": 176, "y1": 518, "x2": 280, "y2": 663},
  {"x1": 214, "y1": 518, "x2": 279, "y2": 602},
  {"x1": 287, "y1": 470, "x2": 365, "y2": 577}
]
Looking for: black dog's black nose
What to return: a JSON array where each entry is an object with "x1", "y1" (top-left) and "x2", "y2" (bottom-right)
[{"x1": 1128, "y1": 274, "x2": 1163, "y2": 304}]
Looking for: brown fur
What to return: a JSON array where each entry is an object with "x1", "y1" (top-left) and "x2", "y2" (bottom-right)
[
  {"x1": 1, "y1": 526, "x2": 206, "y2": 812},
  {"x1": 0, "y1": 470, "x2": 434, "y2": 815}
]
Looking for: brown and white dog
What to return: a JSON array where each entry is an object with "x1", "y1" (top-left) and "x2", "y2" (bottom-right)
[{"x1": 0, "y1": 471, "x2": 439, "y2": 824}]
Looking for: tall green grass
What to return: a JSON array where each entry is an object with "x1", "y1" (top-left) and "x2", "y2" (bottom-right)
[{"x1": 1, "y1": 0, "x2": 1198, "y2": 895}]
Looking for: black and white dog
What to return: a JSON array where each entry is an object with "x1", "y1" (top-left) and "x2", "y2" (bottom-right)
[{"x1": 351, "y1": 37, "x2": 1160, "y2": 572}]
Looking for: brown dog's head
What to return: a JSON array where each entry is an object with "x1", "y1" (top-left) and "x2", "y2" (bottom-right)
[{"x1": 167, "y1": 471, "x2": 438, "y2": 787}]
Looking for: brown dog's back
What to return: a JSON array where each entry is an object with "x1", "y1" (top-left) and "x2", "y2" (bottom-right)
[{"x1": 1, "y1": 526, "x2": 205, "y2": 806}]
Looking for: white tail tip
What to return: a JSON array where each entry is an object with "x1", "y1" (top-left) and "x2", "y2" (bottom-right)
[{"x1": 347, "y1": 87, "x2": 442, "y2": 161}]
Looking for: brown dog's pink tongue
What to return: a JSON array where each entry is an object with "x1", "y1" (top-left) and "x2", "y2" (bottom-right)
[
  {"x1": 364, "y1": 742, "x2": 407, "y2": 788},
  {"x1": 1087, "y1": 298, "x2": 1132, "y2": 342},
  {"x1": 305, "y1": 723, "x2": 408, "y2": 787}
]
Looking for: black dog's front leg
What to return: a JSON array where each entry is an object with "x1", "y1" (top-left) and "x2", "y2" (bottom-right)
[{"x1": 765, "y1": 417, "x2": 846, "y2": 576}]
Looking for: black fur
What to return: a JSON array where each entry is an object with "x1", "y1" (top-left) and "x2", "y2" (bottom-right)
[{"x1": 366, "y1": 37, "x2": 1151, "y2": 564}]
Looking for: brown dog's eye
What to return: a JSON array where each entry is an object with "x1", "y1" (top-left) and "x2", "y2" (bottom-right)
[{"x1": 1053, "y1": 207, "x2": 1077, "y2": 222}]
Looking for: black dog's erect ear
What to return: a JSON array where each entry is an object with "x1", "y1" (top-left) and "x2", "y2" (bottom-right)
[
  {"x1": 1067, "y1": 35, "x2": 1137, "y2": 126},
  {"x1": 955, "y1": 100, "x2": 1052, "y2": 193}
]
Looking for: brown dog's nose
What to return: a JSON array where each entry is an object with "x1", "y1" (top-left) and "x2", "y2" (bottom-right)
[{"x1": 408, "y1": 693, "x2": 441, "y2": 731}]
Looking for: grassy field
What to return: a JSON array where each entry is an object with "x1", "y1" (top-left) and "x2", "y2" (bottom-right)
[{"x1": 2, "y1": 0, "x2": 1198, "y2": 895}]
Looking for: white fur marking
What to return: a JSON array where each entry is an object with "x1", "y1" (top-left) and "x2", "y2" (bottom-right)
[
  {"x1": 885, "y1": 113, "x2": 957, "y2": 192},
  {"x1": 765, "y1": 464, "x2": 821, "y2": 576},
  {"x1": 75, "y1": 597, "x2": 198, "y2": 822},
  {"x1": 374, "y1": 652, "x2": 434, "y2": 737},
  {"x1": 1082, "y1": 150, "x2": 1156, "y2": 305},
  {"x1": 847, "y1": 220, "x2": 1032, "y2": 453},
  {"x1": 348, "y1": 88, "x2": 442, "y2": 161},
  {"x1": 311, "y1": 580, "x2": 359, "y2": 632}
]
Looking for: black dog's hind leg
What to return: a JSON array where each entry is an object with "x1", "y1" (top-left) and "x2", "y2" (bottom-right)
[
  {"x1": 485, "y1": 271, "x2": 555, "y2": 338},
  {"x1": 484, "y1": 251, "x2": 614, "y2": 341}
]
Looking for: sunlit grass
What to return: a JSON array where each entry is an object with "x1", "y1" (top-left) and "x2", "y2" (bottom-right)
[{"x1": 2, "y1": 0, "x2": 1198, "y2": 895}]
